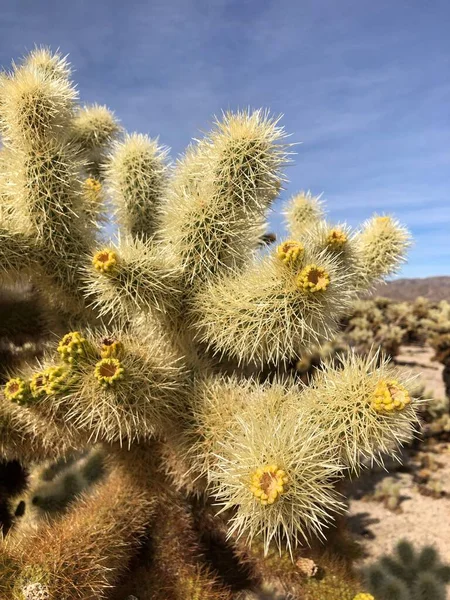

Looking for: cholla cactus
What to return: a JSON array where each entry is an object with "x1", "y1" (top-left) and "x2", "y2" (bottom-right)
[
  {"x1": 68, "y1": 103, "x2": 122, "y2": 179},
  {"x1": 0, "y1": 49, "x2": 422, "y2": 598},
  {"x1": 340, "y1": 298, "x2": 406, "y2": 358},
  {"x1": 369, "y1": 477, "x2": 403, "y2": 512},
  {"x1": 363, "y1": 540, "x2": 450, "y2": 600},
  {"x1": 105, "y1": 133, "x2": 170, "y2": 239},
  {"x1": 284, "y1": 190, "x2": 325, "y2": 238},
  {"x1": 9, "y1": 447, "x2": 106, "y2": 538}
]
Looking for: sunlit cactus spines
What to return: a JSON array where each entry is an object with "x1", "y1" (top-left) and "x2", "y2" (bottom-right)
[
  {"x1": 68, "y1": 103, "x2": 122, "y2": 178},
  {"x1": 296, "y1": 352, "x2": 421, "y2": 472},
  {"x1": 106, "y1": 132, "x2": 171, "y2": 239},
  {"x1": 20, "y1": 46, "x2": 71, "y2": 82},
  {"x1": 0, "y1": 228, "x2": 36, "y2": 283},
  {"x1": 192, "y1": 244, "x2": 355, "y2": 365},
  {"x1": 0, "y1": 47, "x2": 423, "y2": 597},
  {"x1": 354, "y1": 214, "x2": 412, "y2": 287},
  {"x1": 159, "y1": 109, "x2": 289, "y2": 286},
  {"x1": 209, "y1": 392, "x2": 346, "y2": 553},
  {"x1": 86, "y1": 236, "x2": 183, "y2": 320},
  {"x1": 296, "y1": 220, "x2": 355, "y2": 263},
  {"x1": 43, "y1": 327, "x2": 188, "y2": 445},
  {"x1": 284, "y1": 190, "x2": 325, "y2": 238},
  {"x1": 0, "y1": 62, "x2": 76, "y2": 149}
]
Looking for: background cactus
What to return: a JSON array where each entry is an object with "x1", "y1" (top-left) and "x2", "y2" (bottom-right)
[
  {"x1": 8, "y1": 446, "x2": 106, "y2": 537},
  {"x1": 0, "y1": 48, "x2": 424, "y2": 599},
  {"x1": 369, "y1": 477, "x2": 403, "y2": 512},
  {"x1": 363, "y1": 540, "x2": 450, "y2": 600}
]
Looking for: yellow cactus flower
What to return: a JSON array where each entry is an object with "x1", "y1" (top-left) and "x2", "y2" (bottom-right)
[
  {"x1": 45, "y1": 365, "x2": 71, "y2": 394},
  {"x1": 94, "y1": 357, "x2": 125, "y2": 387},
  {"x1": 353, "y1": 594, "x2": 375, "y2": 600},
  {"x1": 57, "y1": 331, "x2": 90, "y2": 363},
  {"x1": 100, "y1": 337, "x2": 124, "y2": 359},
  {"x1": 375, "y1": 215, "x2": 392, "y2": 224},
  {"x1": 371, "y1": 379, "x2": 411, "y2": 414},
  {"x1": 92, "y1": 249, "x2": 118, "y2": 274},
  {"x1": 276, "y1": 240, "x2": 304, "y2": 267},
  {"x1": 296, "y1": 264, "x2": 330, "y2": 292},
  {"x1": 4, "y1": 377, "x2": 30, "y2": 405},
  {"x1": 250, "y1": 464, "x2": 288, "y2": 506},
  {"x1": 84, "y1": 177, "x2": 102, "y2": 196},
  {"x1": 30, "y1": 370, "x2": 51, "y2": 399},
  {"x1": 31, "y1": 366, "x2": 71, "y2": 398},
  {"x1": 326, "y1": 228, "x2": 348, "y2": 249}
]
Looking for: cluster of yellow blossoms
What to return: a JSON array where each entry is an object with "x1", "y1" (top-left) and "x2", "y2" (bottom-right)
[
  {"x1": 94, "y1": 357, "x2": 125, "y2": 387},
  {"x1": 92, "y1": 249, "x2": 118, "y2": 274},
  {"x1": 100, "y1": 338, "x2": 124, "y2": 359},
  {"x1": 4, "y1": 365, "x2": 70, "y2": 406},
  {"x1": 4, "y1": 378, "x2": 30, "y2": 405},
  {"x1": 326, "y1": 227, "x2": 348, "y2": 249},
  {"x1": 276, "y1": 240, "x2": 304, "y2": 267},
  {"x1": 3, "y1": 331, "x2": 129, "y2": 406},
  {"x1": 57, "y1": 331, "x2": 91, "y2": 364},
  {"x1": 250, "y1": 464, "x2": 288, "y2": 506},
  {"x1": 276, "y1": 241, "x2": 331, "y2": 293},
  {"x1": 371, "y1": 379, "x2": 411, "y2": 414},
  {"x1": 296, "y1": 264, "x2": 330, "y2": 293},
  {"x1": 30, "y1": 365, "x2": 70, "y2": 397}
]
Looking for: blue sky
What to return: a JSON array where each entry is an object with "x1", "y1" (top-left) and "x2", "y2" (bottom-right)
[{"x1": 1, "y1": 0, "x2": 449, "y2": 278}]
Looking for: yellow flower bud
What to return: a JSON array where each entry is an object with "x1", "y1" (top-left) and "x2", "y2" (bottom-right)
[
  {"x1": 92, "y1": 249, "x2": 118, "y2": 274},
  {"x1": 326, "y1": 228, "x2": 348, "y2": 249},
  {"x1": 371, "y1": 379, "x2": 411, "y2": 414},
  {"x1": 296, "y1": 264, "x2": 330, "y2": 292},
  {"x1": 100, "y1": 337, "x2": 124, "y2": 359},
  {"x1": 94, "y1": 357, "x2": 125, "y2": 387},
  {"x1": 57, "y1": 331, "x2": 91, "y2": 363},
  {"x1": 276, "y1": 240, "x2": 304, "y2": 267},
  {"x1": 4, "y1": 377, "x2": 31, "y2": 405},
  {"x1": 249, "y1": 464, "x2": 288, "y2": 506}
]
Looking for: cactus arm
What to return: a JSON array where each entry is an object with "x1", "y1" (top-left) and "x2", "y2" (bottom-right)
[
  {"x1": 106, "y1": 133, "x2": 170, "y2": 239},
  {"x1": 159, "y1": 110, "x2": 289, "y2": 286}
]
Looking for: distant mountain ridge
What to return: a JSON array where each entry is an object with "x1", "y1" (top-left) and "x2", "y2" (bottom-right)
[{"x1": 372, "y1": 276, "x2": 450, "y2": 302}]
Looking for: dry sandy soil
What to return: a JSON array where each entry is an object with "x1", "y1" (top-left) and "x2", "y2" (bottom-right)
[
  {"x1": 396, "y1": 345, "x2": 445, "y2": 398},
  {"x1": 347, "y1": 345, "x2": 450, "y2": 597}
]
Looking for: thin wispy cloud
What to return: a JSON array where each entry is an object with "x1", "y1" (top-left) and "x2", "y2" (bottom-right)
[{"x1": 0, "y1": 0, "x2": 448, "y2": 277}]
